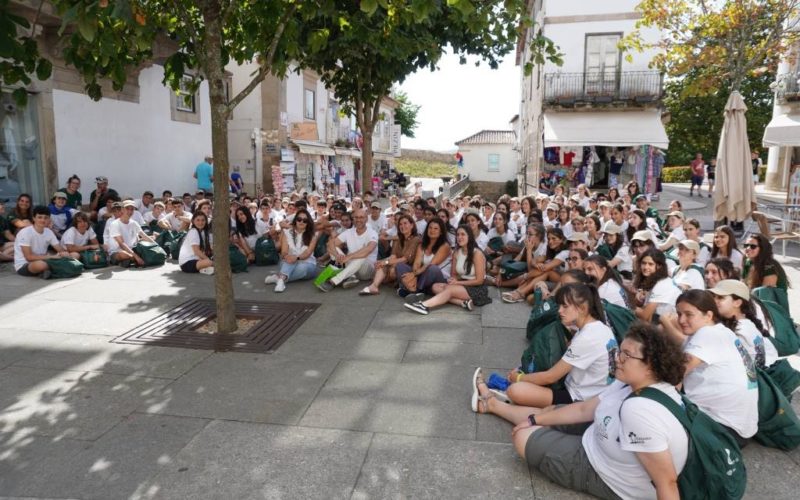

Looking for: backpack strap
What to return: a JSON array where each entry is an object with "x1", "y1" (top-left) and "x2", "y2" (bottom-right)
[{"x1": 626, "y1": 387, "x2": 691, "y2": 431}]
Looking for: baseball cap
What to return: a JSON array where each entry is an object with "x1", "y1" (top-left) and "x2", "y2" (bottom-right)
[
  {"x1": 95, "y1": 176, "x2": 108, "y2": 183},
  {"x1": 667, "y1": 211, "x2": 685, "y2": 220},
  {"x1": 678, "y1": 239, "x2": 700, "y2": 253},
  {"x1": 546, "y1": 203, "x2": 559, "y2": 212},
  {"x1": 53, "y1": 191, "x2": 67, "y2": 199},
  {"x1": 111, "y1": 201, "x2": 123, "y2": 209},
  {"x1": 601, "y1": 221, "x2": 622, "y2": 234},
  {"x1": 370, "y1": 201, "x2": 381, "y2": 209},
  {"x1": 631, "y1": 230, "x2": 654, "y2": 242},
  {"x1": 599, "y1": 201, "x2": 613, "y2": 209},
  {"x1": 122, "y1": 200, "x2": 136, "y2": 208},
  {"x1": 709, "y1": 280, "x2": 750, "y2": 301},
  {"x1": 567, "y1": 232, "x2": 589, "y2": 243},
  {"x1": 634, "y1": 195, "x2": 647, "y2": 203}
]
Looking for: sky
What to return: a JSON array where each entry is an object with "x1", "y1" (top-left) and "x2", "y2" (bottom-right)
[{"x1": 397, "y1": 51, "x2": 521, "y2": 153}]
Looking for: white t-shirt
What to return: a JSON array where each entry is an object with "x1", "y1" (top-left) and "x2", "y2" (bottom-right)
[
  {"x1": 583, "y1": 381, "x2": 688, "y2": 500},
  {"x1": 13, "y1": 226, "x2": 60, "y2": 271},
  {"x1": 143, "y1": 211, "x2": 166, "y2": 224},
  {"x1": 255, "y1": 218, "x2": 273, "y2": 237},
  {"x1": 178, "y1": 229, "x2": 212, "y2": 266},
  {"x1": 164, "y1": 212, "x2": 191, "y2": 231},
  {"x1": 283, "y1": 228, "x2": 316, "y2": 264},
  {"x1": 563, "y1": 320, "x2": 618, "y2": 401},
  {"x1": 646, "y1": 278, "x2": 681, "y2": 316},
  {"x1": 130, "y1": 210, "x2": 146, "y2": 226},
  {"x1": 736, "y1": 318, "x2": 779, "y2": 369},
  {"x1": 133, "y1": 198, "x2": 152, "y2": 214},
  {"x1": 486, "y1": 228, "x2": 517, "y2": 245},
  {"x1": 683, "y1": 323, "x2": 759, "y2": 438},
  {"x1": 107, "y1": 219, "x2": 143, "y2": 255},
  {"x1": 612, "y1": 245, "x2": 633, "y2": 273},
  {"x1": 367, "y1": 214, "x2": 386, "y2": 235},
  {"x1": 50, "y1": 208, "x2": 79, "y2": 233},
  {"x1": 339, "y1": 226, "x2": 379, "y2": 263},
  {"x1": 61, "y1": 226, "x2": 97, "y2": 248},
  {"x1": 415, "y1": 219, "x2": 427, "y2": 236},
  {"x1": 474, "y1": 231, "x2": 489, "y2": 251},
  {"x1": 598, "y1": 280, "x2": 627, "y2": 308},
  {"x1": 672, "y1": 266, "x2": 706, "y2": 290}
]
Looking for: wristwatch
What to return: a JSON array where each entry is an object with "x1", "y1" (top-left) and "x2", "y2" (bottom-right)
[{"x1": 528, "y1": 414, "x2": 537, "y2": 426}]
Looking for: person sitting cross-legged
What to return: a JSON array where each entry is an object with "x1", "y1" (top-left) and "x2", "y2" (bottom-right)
[
  {"x1": 107, "y1": 200, "x2": 157, "y2": 267},
  {"x1": 264, "y1": 208, "x2": 320, "y2": 292},
  {"x1": 317, "y1": 209, "x2": 378, "y2": 292},
  {"x1": 13, "y1": 205, "x2": 79, "y2": 279},
  {"x1": 359, "y1": 213, "x2": 420, "y2": 295}
]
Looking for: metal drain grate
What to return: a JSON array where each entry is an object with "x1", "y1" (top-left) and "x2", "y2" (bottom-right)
[{"x1": 111, "y1": 299, "x2": 319, "y2": 353}]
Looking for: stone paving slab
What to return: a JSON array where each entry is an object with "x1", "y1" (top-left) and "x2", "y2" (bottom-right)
[
  {"x1": 141, "y1": 352, "x2": 338, "y2": 425},
  {"x1": 0, "y1": 365, "x2": 170, "y2": 441},
  {"x1": 275, "y1": 334, "x2": 408, "y2": 363},
  {"x1": 366, "y1": 312, "x2": 483, "y2": 343},
  {"x1": 402, "y1": 327, "x2": 527, "y2": 368},
  {"x1": 300, "y1": 360, "x2": 477, "y2": 440},
  {"x1": 351, "y1": 434, "x2": 533, "y2": 500},
  {"x1": 482, "y1": 299, "x2": 533, "y2": 329},
  {"x1": 136, "y1": 420, "x2": 372, "y2": 500},
  {"x1": 294, "y1": 303, "x2": 379, "y2": 337},
  {"x1": 0, "y1": 413, "x2": 209, "y2": 500}
]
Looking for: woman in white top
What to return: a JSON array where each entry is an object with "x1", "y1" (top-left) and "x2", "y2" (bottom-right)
[
  {"x1": 661, "y1": 290, "x2": 759, "y2": 443},
  {"x1": 599, "y1": 221, "x2": 632, "y2": 279},
  {"x1": 464, "y1": 211, "x2": 489, "y2": 252},
  {"x1": 178, "y1": 212, "x2": 214, "y2": 275},
  {"x1": 710, "y1": 225, "x2": 744, "y2": 271},
  {"x1": 264, "y1": 208, "x2": 319, "y2": 292},
  {"x1": 682, "y1": 218, "x2": 710, "y2": 267},
  {"x1": 61, "y1": 212, "x2": 100, "y2": 253},
  {"x1": 497, "y1": 284, "x2": 618, "y2": 408},
  {"x1": 633, "y1": 249, "x2": 681, "y2": 322},
  {"x1": 583, "y1": 255, "x2": 630, "y2": 308},
  {"x1": 486, "y1": 211, "x2": 518, "y2": 267},
  {"x1": 479, "y1": 322, "x2": 687, "y2": 500},
  {"x1": 671, "y1": 240, "x2": 706, "y2": 291},
  {"x1": 404, "y1": 225, "x2": 489, "y2": 314}
]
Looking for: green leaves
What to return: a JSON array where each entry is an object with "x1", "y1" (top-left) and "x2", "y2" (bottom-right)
[
  {"x1": 309, "y1": 28, "x2": 330, "y2": 52},
  {"x1": 361, "y1": 0, "x2": 379, "y2": 15},
  {"x1": 77, "y1": 16, "x2": 97, "y2": 42}
]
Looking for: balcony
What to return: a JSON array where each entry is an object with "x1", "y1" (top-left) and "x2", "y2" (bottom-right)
[{"x1": 543, "y1": 71, "x2": 663, "y2": 108}]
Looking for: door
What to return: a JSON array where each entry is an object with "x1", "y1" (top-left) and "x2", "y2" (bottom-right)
[{"x1": 584, "y1": 34, "x2": 621, "y2": 97}]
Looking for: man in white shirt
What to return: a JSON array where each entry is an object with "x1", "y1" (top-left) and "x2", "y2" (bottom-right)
[
  {"x1": 367, "y1": 201, "x2": 386, "y2": 234},
  {"x1": 108, "y1": 200, "x2": 156, "y2": 267},
  {"x1": 134, "y1": 191, "x2": 155, "y2": 214},
  {"x1": 14, "y1": 205, "x2": 77, "y2": 279},
  {"x1": 159, "y1": 199, "x2": 191, "y2": 232},
  {"x1": 318, "y1": 209, "x2": 378, "y2": 292}
]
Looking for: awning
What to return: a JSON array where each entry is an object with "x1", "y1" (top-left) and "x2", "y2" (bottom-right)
[
  {"x1": 291, "y1": 139, "x2": 335, "y2": 156},
  {"x1": 543, "y1": 110, "x2": 669, "y2": 149},
  {"x1": 334, "y1": 147, "x2": 359, "y2": 156},
  {"x1": 763, "y1": 114, "x2": 800, "y2": 147},
  {"x1": 373, "y1": 152, "x2": 395, "y2": 162}
]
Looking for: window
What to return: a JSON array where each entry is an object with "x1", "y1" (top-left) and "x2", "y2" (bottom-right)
[
  {"x1": 584, "y1": 33, "x2": 621, "y2": 95},
  {"x1": 304, "y1": 88, "x2": 315, "y2": 120},
  {"x1": 488, "y1": 154, "x2": 500, "y2": 172},
  {"x1": 176, "y1": 76, "x2": 196, "y2": 113}
]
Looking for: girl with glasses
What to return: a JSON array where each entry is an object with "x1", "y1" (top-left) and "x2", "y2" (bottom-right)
[
  {"x1": 264, "y1": 209, "x2": 319, "y2": 292},
  {"x1": 742, "y1": 234, "x2": 789, "y2": 291}
]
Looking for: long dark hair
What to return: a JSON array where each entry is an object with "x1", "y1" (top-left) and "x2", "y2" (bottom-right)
[
  {"x1": 545, "y1": 227, "x2": 568, "y2": 260},
  {"x1": 291, "y1": 208, "x2": 315, "y2": 246},
  {"x1": 465, "y1": 212, "x2": 488, "y2": 236},
  {"x1": 676, "y1": 289, "x2": 737, "y2": 331},
  {"x1": 492, "y1": 210, "x2": 509, "y2": 234},
  {"x1": 744, "y1": 234, "x2": 790, "y2": 288},
  {"x1": 633, "y1": 248, "x2": 669, "y2": 291},
  {"x1": 14, "y1": 193, "x2": 32, "y2": 218},
  {"x1": 706, "y1": 258, "x2": 738, "y2": 281},
  {"x1": 191, "y1": 212, "x2": 212, "y2": 257},
  {"x1": 422, "y1": 218, "x2": 448, "y2": 254},
  {"x1": 234, "y1": 206, "x2": 257, "y2": 236},
  {"x1": 555, "y1": 283, "x2": 606, "y2": 325},
  {"x1": 626, "y1": 209, "x2": 648, "y2": 243},
  {"x1": 586, "y1": 254, "x2": 633, "y2": 307},
  {"x1": 711, "y1": 225, "x2": 739, "y2": 259},
  {"x1": 396, "y1": 213, "x2": 418, "y2": 248},
  {"x1": 456, "y1": 224, "x2": 479, "y2": 276}
]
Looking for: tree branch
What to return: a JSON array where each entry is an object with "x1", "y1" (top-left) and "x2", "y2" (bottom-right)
[{"x1": 29, "y1": 0, "x2": 45, "y2": 37}]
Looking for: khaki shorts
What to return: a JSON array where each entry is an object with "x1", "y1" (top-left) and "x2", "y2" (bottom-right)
[{"x1": 525, "y1": 427, "x2": 621, "y2": 500}]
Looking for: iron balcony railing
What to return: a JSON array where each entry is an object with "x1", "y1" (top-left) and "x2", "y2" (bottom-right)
[{"x1": 544, "y1": 71, "x2": 663, "y2": 105}]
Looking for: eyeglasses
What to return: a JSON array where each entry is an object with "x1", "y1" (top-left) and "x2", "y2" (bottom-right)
[
  {"x1": 295, "y1": 218, "x2": 309, "y2": 223},
  {"x1": 744, "y1": 243, "x2": 759, "y2": 250},
  {"x1": 613, "y1": 348, "x2": 645, "y2": 363}
]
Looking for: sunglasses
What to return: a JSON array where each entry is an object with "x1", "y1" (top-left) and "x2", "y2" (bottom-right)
[
  {"x1": 295, "y1": 218, "x2": 309, "y2": 223},
  {"x1": 744, "y1": 243, "x2": 759, "y2": 250}
]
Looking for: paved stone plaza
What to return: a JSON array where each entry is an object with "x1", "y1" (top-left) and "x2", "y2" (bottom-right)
[{"x1": 1, "y1": 184, "x2": 799, "y2": 499}]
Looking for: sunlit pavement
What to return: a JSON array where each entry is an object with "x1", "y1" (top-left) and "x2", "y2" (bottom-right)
[{"x1": 0, "y1": 183, "x2": 798, "y2": 499}]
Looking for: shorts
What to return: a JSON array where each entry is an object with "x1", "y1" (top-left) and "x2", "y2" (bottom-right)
[
  {"x1": 691, "y1": 175, "x2": 704, "y2": 187},
  {"x1": 466, "y1": 284, "x2": 492, "y2": 307},
  {"x1": 180, "y1": 260, "x2": 200, "y2": 273},
  {"x1": 707, "y1": 173, "x2": 715, "y2": 181},
  {"x1": 552, "y1": 389, "x2": 574, "y2": 405},
  {"x1": 525, "y1": 427, "x2": 621, "y2": 500},
  {"x1": 16, "y1": 263, "x2": 37, "y2": 276}
]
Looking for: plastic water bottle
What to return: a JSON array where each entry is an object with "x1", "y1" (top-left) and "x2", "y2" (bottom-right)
[{"x1": 487, "y1": 372, "x2": 510, "y2": 391}]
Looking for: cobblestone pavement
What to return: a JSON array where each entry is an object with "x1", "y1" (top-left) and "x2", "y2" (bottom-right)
[{"x1": 0, "y1": 183, "x2": 798, "y2": 499}]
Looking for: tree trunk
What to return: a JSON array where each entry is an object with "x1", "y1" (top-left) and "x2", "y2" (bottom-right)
[
  {"x1": 202, "y1": 2, "x2": 237, "y2": 334},
  {"x1": 361, "y1": 130, "x2": 373, "y2": 195}
]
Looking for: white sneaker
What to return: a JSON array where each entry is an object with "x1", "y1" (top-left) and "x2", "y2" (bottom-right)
[
  {"x1": 264, "y1": 274, "x2": 279, "y2": 284},
  {"x1": 274, "y1": 278, "x2": 286, "y2": 293},
  {"x1": 199, "y1": 266, "x2": 215, "y2": 275}
]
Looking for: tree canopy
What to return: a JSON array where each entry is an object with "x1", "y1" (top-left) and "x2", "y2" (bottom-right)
[
  {"x1": 624, "y1": 0, "x2": 800, "y2": 94},
  {"x1": 393, "y1": 90, "x2": 419, "y2": 139},
  {"x1": 1, "y1": 0, "x2": 53, "y2": 104}
]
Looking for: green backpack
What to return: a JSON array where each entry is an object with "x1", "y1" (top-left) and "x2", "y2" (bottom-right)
[
  {"x1": 602, "y1": 299, "x2": 634, "y2": 344},
  {"x1": 764, "y1": 359, "x2": 800, "y2": 400},
  {"x1": 47, "y1": 257, "x2": 84, "y2": 279},
  {"x1": 626, "y1": 388, "x2": 747, "y2": 500},
  {"x1": 79, "y1": 249, "x2": 109, "y2": 269},
  {"x1": 754, "y1": 367, "x2": 800, "y2": 451},
  {"x1": 595, "y1": 243, "x2": 614, "y2": 261},
  {"x1": 228, "y1": 244, "x2": 249, "y2": 273},
  {"x1": 500, "y1": 259, "x2": 527, "y2": 279},
  {"x1": 134, "y1": 241, "x2": 167, "y2": 267},
  {"x1": 156, "y1": 230, "x2": 185, "y2": 259},
  {"x1": 752, "y1": 287, "x2": 791, "y2": 319},
  {"x1": 254, "y1": 237, "x2": 279, "y2": 266},
  {"x1": 755, "y1": 298, "x2": 800, "y2": 356},
  {"x1": 519, "y1": 321, "x2": 569, "y2": 391},
  {"x1": 526, "y1": 291, "x2": 560, "y2": 340}
]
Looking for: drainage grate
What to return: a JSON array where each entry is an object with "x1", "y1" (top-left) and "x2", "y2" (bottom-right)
[{"x1": 111, "y1": 299, "x2": 319, "y2": 353}]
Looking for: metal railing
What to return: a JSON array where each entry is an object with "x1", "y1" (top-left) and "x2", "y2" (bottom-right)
[{"x1": 544, "y1": 71, "x2": 663, "y2": 105}]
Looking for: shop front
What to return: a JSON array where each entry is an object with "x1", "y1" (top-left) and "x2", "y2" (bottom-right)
[{"x1": 291, "y1": 139, "x2": 336, "y2": 195}]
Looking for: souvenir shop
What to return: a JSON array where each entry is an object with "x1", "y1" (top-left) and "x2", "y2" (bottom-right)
[{"x1": 542, "y1": 110, "x2": 669, "y2": 196}]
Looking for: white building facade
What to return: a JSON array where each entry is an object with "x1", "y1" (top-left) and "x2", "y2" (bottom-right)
[
  {"x1": 454, "y1": 130, "x2": 517, "y2": 183},
  {"x1": 517, "y1": 0, "x2": 668, "y2": 195}
]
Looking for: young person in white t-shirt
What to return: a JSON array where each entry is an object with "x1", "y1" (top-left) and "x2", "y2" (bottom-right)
[
  {"x1": 13, "y1": 205, "x2": 77, "y2": 278},
  {"x1": 158, "y1": 199, "x2": 191, "y2": 232},
  {"x1": 583, "y1": 255, "x2": 630, "y2": 309},
  {"x1": 661, "y1": 289, "x2": 759, "y2": 443},
  {"x1": 634, "y1": 249, "x2": 680, "y2": 323},
  {"x1": 317, "y1": 209, "x2": 378, "y2": 292},
  {"x1": 671, "y1": 240, "x2": 706, "y2": 291},
  {"x1": 481, "y1": 322, "x2": 688, "y2": 500},
  {"x1": 107, "y1": 201, "x2": 156, "y2": 267},
  {"x1": 61, "y1": 212, "x2": 100, "y2": 253},
  {"x1": 178, "y1": 212, "x2": 214, "y2": 275}
]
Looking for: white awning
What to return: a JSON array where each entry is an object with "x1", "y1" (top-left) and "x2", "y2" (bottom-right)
[
  {"x1": 543, "y1": 110, "x2": 669, "y2": 149},
  {"x1": 333, "y1": 147, "x2": 359, "y2": 156},
  {"x1": 291, "y1": 140, "x2": 335, "y2": 156},
  {"x1": 763, "y1": 114, "x2": 800, "y2": 147}
]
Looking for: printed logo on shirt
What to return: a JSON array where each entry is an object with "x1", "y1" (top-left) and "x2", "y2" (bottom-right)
[
  {"x1": 627, "y1": 431, "x2": 651, "y2": 445},
  {"x1": 753, "y1": 336, "x2": 766, "y2": 370},
  {"x1": 596, "y1": 415, "x2": 613, "y2": 440},
  {"x1": 564, "y1": 347, "x2": 578, "y2": 359},
  {"x1": 734, "y1": 338, "x2": 758, "y2": 390},
  {"x1": 606, "y1": 338, "x2": 619, "y2": 384}
]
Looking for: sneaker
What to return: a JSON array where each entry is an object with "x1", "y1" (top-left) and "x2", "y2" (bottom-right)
[
  {"x1": 274, "y1": 278, "x2": 286, "y2": 292},
  {"x1": 404, "y1": 292, "x2": 425, "y2": 304},
  {"x1": 40, "y1": 269, "x2": 52, "y2": 280},
  {"x1": 341, "y1": 276, "x2": 360, "y2": 289},
  {"x1": 462, "y1": 299, "x2": 474, "y2": 311},
  {"x1": 317, "y1": 279, "x2": 335, "y2": 293},
  {"x1": 404, "y1": 301, "x2": 429, "y2": 315},
  {"x1": 199, "y1": 266, "x2": 215, "y2": 275},
  {"x1": 264, "y1": 274, "x2": 279, "y2": 284},
  {"x1": 708, "y1": 193, "x2": 712, "y2": 198},
  {"x1": 396, "y1": 288, "x2": 410, "y2": 298}
]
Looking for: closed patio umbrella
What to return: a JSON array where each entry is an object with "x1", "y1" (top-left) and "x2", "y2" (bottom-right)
[{"x1": 714, "y1": 91, "x2": 755, "y2": 224}]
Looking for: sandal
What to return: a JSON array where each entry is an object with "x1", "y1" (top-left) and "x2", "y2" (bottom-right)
[
  {"x1": 470, "y1": 368, "x2": 493, "y2": 413},
  {"x1": 502, "y1": 291, "x2": 524, "y2": 304},
  {"x1": 358, "y1": 286, "x2": 378, "y2": 296}
]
